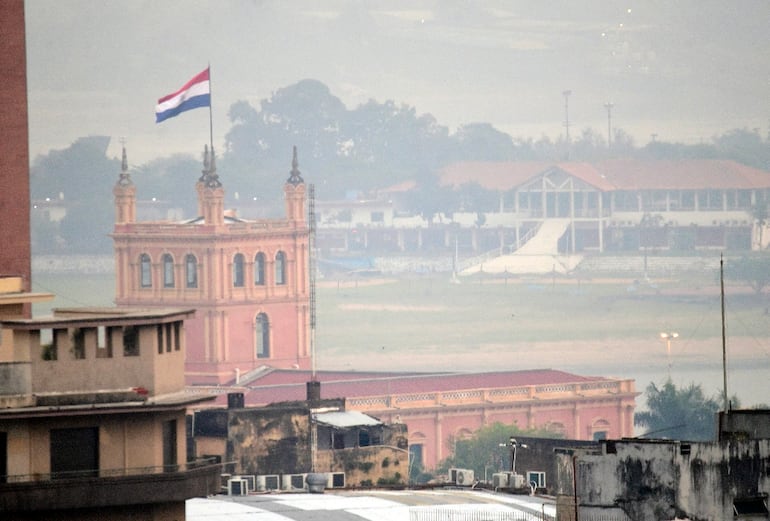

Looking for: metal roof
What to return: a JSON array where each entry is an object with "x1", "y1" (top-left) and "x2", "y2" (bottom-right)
[{"x1": 313, "y1": 410, "x2": 382, "y2": 428}]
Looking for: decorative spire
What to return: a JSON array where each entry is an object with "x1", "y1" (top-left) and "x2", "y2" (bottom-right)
[
  {"x1": 117, "y1": 141, "x2": 133, "y2": 186},
  {"x1": 287, "y1": 145, "x2": 304, "y2": 185},
  {"x1": 205, "y1": 146, "x2": 222, "y2": 188},
  {"x1": 199, "y1": 144, "x2": 210, "y2": 182}
]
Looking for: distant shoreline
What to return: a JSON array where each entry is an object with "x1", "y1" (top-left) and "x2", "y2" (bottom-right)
[{"x1": 32, "y1": 255, "x2": 114, "y2": 274}]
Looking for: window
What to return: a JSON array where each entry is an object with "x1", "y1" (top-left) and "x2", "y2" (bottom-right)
[
  {"x1": 275, "y1": 251, "x2": 286, "y2": 285},
  {"x1": 140, "y1": 253, "x2": 152, "y2": 288},
  {"x1": 165, "y1": 323, "x2": 172, "y2": 352},
  {"x1": 185, "y1": 254, "x2": 198, "y2": 288},
  {"x1": 96, "y1": 326, "x2": 113, "y2": 358},
  {"x1": 527, "y1": 471, "x2": 546, "y2": 489},
  {"x1": 592, "y1": 419, "x2": 610, "y2": 440},
  {"x1": 547, "y1": 422, "x2": 567, "y2": 437},
  {"x1": 734, "y1": 497, "x2": 769, "y2": 517},
  {"x1": 173, "y1": 322, "x2": 181, "y2": 351},
  {"x1": 254, "y1": 252, "x2": 265, "y2": 286},
  {"x1": 162, "y1": 253, "x2": 175, "y2": 288},
  {"x1": 162, "y1": 420, "x2": 178, "y2": 472},
  {"x1": 157, "y1": 326, "x2": 164, "y2": 354},
  {"x1": 41, "y1": 328, "x2": 57, "y2": 360},
  {"x1": 233, "y1": 253, "x2": 245, "y2": 287},
  {"x1": 409, "y1": 444, "x2": 424, "y2": 467},
  {"x1": 71, "y1": 328, "x2": 86, "y2": 359},
  {"x1": 123, "y1": 326, "x2": 139, "y2": 356},
  {"x1": 255, "y1": 313, "x2": 270, "y2": 358},
  {"x1": 371, "y1": 211, "x2": 384, "y2": 223},
  {"x1": 50, "y1": 427, "x2": 99, "y2": 479}
]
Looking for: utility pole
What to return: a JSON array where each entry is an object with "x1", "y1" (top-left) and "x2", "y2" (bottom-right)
[
  {"x1": 563, "y1": 90, "x2": 572, "y2": 159},
  {"x1": 604, "y1": 102, "x2": 614, "y2": 148}
]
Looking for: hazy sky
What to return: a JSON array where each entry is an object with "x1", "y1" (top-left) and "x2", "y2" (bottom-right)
[{"x1": 25, "y1": 0, "x2": 770, "y2": 165}]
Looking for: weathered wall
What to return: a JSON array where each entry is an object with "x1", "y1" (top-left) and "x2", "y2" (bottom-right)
[
  {"x1": 225, "y1": 407, "x2": 312, "y2": 475},
  {"x1": 511, "y1": 436, "x2": 600, "y2": 495},
  {"x1": 556, "y1": 439, "x2": 770, "y2": 521},
  {"x1": 719, "y1": 409, "x2": 770, "y2": 441},
  {"x1": 317, "y1": 445, "x2": 408, "y2": 487}
]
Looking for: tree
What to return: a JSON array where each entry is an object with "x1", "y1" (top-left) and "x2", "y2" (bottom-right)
[
  {"x1": 437, "y1": 422, "x2": 560, "y2": 479},
  {"x1": 634, "y1": 380, "x2": 730, "y2": 441},
  {"x1": 712, "y1": 127, "x2": 770, "y2": 170},
  {"x1": 451, "y1": 123, "x2": 516, "y2": 161},
  {"x1": 723, "y1": 255, "x2": 770, "y2": 294},
  {"x1": 30, "y1": 136, "x2": 119, "y2": 254}
]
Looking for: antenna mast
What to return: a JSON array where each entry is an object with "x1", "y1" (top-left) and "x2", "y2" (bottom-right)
[
  {"x1": 720, "y1": 253, "x2": 728, "y2": 412},
  {"x1": 308, "y1": 184, "x2": 317, "y2": 380}
]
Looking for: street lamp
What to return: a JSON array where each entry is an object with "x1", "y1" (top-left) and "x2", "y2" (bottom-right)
[
  {"x1": 660, "y1": 331, "x2": 678, "y2": 378},
  {"x1": 604, "y1": 102, "x2": 614, "y2": 148},
  {"x1": 563, "y1": 90, "x2": 572, "y2": 159},
  {"x1": 509, "y1": 437, "x2": 528, "y2": 474}
]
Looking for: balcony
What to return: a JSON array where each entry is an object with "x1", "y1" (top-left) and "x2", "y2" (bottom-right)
[{"x1": 0, "y1": 460, "x2": 221, "y2": 513}]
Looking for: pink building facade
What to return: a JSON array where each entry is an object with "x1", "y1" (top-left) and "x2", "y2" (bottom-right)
[
  {"x1": 112, "y1": 146, "x2": 310, "y2": 384},
  {"x1": 201, "y1": 369, "x2": 639, "y2": 471}
]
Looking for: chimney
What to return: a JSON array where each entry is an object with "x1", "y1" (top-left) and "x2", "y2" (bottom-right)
[{"x1": 306, "y1": 380, "x2": 321, "y2": 402}]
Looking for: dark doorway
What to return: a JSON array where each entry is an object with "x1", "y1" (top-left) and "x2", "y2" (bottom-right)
[
  {"x1": 50, "y1": 427, "x2": 99, "y2": 478},
  {"x1": 0, "y1": 432, "x2": 7, "y2": 483},
  {"x1": 163, "y1": 419, "x2": 178, "y2": 472}
]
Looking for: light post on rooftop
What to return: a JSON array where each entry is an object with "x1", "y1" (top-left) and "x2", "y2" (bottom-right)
[
  {"x1": 660, "y1": 331, "x2": 679, "y2": 379},
  {"x1": 509, "y1": 437, "x2": 528, "y2": 475},
  {"x1": 604, "y1": 102, "x2": 614, "y2": 149},
  {"x1": 563, "y1": 90, "x2": 572, "y2": 159}
]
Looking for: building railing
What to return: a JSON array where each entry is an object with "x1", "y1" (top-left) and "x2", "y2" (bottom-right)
[
  {"x1": 456, "y1": 224, "x2": 542, "y2": 273},
  {"x1": 0, "y1": 459, "x2": 222, "y2": 513},
  {"x1": 347, "y1": 380, "x2": 635, "y2": 412},
  {"x1": 0, "y1": 458, "x2": 220, "y2": 484},
  {"x1": 117, "y1": 220, "x2": 297, "y2": 234}
]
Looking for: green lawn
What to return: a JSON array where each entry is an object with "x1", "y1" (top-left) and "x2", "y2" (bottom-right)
[
  {"x1": 315, "y1": 274, "x2": 766, "y2": 355},
  {"x1": 30, "y1": 271, "x2": 769, "y2": 362}
]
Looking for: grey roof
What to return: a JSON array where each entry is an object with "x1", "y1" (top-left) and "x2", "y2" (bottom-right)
[{"x1": 313, "y1": 410, "x2": 381, "y2": 428}]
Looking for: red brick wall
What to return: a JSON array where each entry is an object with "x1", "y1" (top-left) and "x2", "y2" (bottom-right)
[{"x1": 0, "y1": 1, "x2": 32, "y2": 288}]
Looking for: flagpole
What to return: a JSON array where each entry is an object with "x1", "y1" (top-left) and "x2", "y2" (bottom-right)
[{"x1": 208, "y1": 63, "x2": 214, "y2": 155}]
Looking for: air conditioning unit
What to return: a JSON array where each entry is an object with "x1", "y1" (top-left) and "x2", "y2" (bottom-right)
[
  {"x1": 227, "y1": 477, "x2": 248, "y2": 496},
  {"x1": 232, "y1": 475, "x2": 255, "y2": 493},
  {"x1": 448, "y1": 468, "x2": 474, "y2": 486},
  {"x1": 326, "y1": 472, "x2": 345, "y2": 489},
  {"x1": 219, "y1": 473, "x2": 232, "y2": 493},
  {"x1": 509, "y1": 473, "x2": 525, "y2": 489},
  {"x1": 256, "y1": 474, "x2": 280, "y2": 492},
  {"x1": 492, "y1": 472, "x2": 510, "y2": 488},
  {"x1": 282, "y1": 473, "x2": 308, "y2": 491}
]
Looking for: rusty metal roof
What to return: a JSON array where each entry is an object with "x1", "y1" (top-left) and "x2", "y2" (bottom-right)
[{"x1": 438, "y1": 159, "x2": 770, "y2": 192}]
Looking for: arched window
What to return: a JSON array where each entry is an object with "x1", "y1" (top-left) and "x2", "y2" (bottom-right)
[
  {"x1": 409, "y1": 431, "x2": 427, "y2": 468},
  {"x1": 254, "y1": 252, "x2": 265, "y2": 286},
  {"x1": 255, "y1": 313, "x2": 269, "y2": 358},
  {"x1": 162, "y1": 253, "x2": 174, "y2": 288},
  {"x1": 592, "y1": 419, "x2": 611, "y2": 441},
  {"x1": 185, "y1": 254, "x2": 198, "y2": 288},
  {"x1": 275, "y1": 251, "x2": 286, "y2": 285},
  {"x1": 233, "y1": 253, "x2": 245, "y2": 287},
  {"x1": 140, "y1": 254, "x2": 152, "y2": 288},
  {"x1": 547, "y1": 422, "x2": 567, "y2": 438}
]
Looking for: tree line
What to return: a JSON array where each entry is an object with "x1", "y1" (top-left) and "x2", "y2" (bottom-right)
[
  {"x1": 419, "y1": 380, "x2": 752, "y2": 484},
  {"x1": 30, "y1": 78, "x2": 770, "y2": 254}
]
